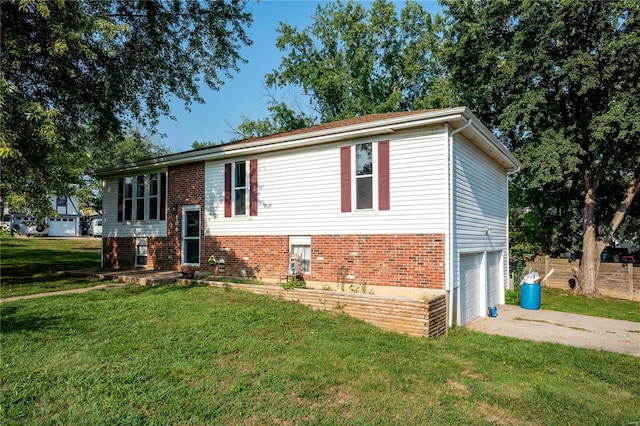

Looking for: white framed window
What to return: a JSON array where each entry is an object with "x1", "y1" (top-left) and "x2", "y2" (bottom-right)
[
  {"x1": 290, "y1": 236, "x2": 311, "y2": 274},
  {"x1": 234, "y1": 161, "x2": 247, "y2": 216},
  {"x1": 136, "y1": 175, "x2": 145, "y2": 220},
  {"x1": 124, "y1": 177, "x2": 133, "y2": 221},
  {"x1": 355, "y1": 142, "x2": 374, "y2": 210},
  {"x1": 136, "y1": 238, "x2": 148, "y2": 267},
  {"x1": 119, "y1": 172, "x2": 166, "y2": 222},
  {"x1": 341, "y1": 141, "x2": 390, "y2": 213},
  {"x1": 149, "y1": 173, "x2": 159, "y2": 220}
]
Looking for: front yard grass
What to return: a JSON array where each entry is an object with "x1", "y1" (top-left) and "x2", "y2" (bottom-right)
[
  {"x1": 2, "y1": 285, "x2": 639, "y2": 425},
  {"x1": 0, "y1": 237, "x2": 104, "y2": 298}
]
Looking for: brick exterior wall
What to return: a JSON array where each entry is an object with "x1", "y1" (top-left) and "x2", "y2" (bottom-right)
[
  {"x1": 103, "y1": 161, "x2": 446, "y2": 290},
  {"x1": 104, "y1": 237, "x2": 135, "y2": 269},
  {"x1": 200, "y1": 234, "x2": 445, "y2": 289},
  {"x1": 103, "y1": 162, "x2": 205, "y2": 270},
  {"x1": 105, "y1": 233, "x2": 445, "y2": 289}
]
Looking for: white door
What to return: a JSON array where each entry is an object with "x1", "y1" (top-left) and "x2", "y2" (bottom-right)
[
  {"x1": 182, "y1": 206, "x2": 201, "y2": 266},
  {"x1": 459, "y1": 254, "x2": 483, "y2": 325},
  {"x1": 486, "y1": 251, "x2": 503, "y2": 308}
]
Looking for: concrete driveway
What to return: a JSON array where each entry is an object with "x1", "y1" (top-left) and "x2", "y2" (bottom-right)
[{"x1": 467, "y1": 304, "x2": 640, "y2": 357}]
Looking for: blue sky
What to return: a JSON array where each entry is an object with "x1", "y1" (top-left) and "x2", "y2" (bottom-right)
[{"x1": 155, "y1": 0, "x2": 443, "y2": 154}]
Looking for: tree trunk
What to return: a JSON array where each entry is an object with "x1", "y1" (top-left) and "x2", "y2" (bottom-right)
[
  {"x1": 580, "y1": 176, "x2": 601, "y2": 296},
  {"x1": 580, "y1": 164, "x2": 640, "y2": 296},
  {"x1": 580, "y1": 224, "x2": 606, "y2": 296}
]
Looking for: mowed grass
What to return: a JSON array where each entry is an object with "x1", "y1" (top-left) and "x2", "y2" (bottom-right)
[
  {"x1": 540, "y1": 286, "x2": 640, "y2": 322},
  {"x1": 0, "y1": 237, "x2": 104, "y2": 298},
  {"x1": 2, "y1": 285, "x2": 639, "y2": 425},
  {"x1": 2, "y1": 238, "x2": 639, "y2": 423}
]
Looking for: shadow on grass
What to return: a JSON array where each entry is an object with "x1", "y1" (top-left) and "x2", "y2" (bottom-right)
[{"x1": 0, "y1": 305, "x2": 84, "y2": 334}]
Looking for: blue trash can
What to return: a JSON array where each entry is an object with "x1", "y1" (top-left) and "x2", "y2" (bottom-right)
[{"x1": 520, "y1": 282, "x2": 541, "y2": 310}]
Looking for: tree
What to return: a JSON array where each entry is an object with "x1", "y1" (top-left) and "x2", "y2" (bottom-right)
[
  {"x1": 234, "y1": 100, "x2": 315, "y2": 139},
  {"x1": 264, "y1": 0, "x2": 453, "y2": 125},
  {"x1": 0, "y1": 0, "x2": 252, "y2": 218},
  {"x1": 442, "y1": 0, "x2": 640, "y2": 295},
  {"x1": 79, "y1": 128, "x2": 170, "y2": 215}
]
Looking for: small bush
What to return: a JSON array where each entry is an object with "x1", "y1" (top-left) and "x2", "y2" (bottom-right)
[{"x1": 281, "y1": 277, "x2": 305, "y2": 290}]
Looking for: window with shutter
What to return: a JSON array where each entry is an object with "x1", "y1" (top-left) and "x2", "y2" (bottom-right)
[
  {"x1": 224, "y1": 160, "x2": 258, "y2": 217},
  {"x1": 340, "y1": 141, "x2": 390, "y2": 212}
]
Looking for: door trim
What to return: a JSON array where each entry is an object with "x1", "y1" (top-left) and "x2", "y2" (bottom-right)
[{"x1": 182, "y1": 205, "x2": 201, "y2": 266}]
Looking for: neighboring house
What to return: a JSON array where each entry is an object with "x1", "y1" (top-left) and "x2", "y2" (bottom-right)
[
  {"x1": 11, "y1": 195, "x2": 82, "y2": 236},
  {"x1": 93, "y1": 108, "x2": 520, "y2": 325}
]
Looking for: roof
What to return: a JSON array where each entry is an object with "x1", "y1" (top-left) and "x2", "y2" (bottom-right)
[{"x1": 92, "y1": 107, "x2": 521, "y2": 177}]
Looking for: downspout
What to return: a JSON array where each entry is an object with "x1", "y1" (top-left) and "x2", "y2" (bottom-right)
[
  {"x1": 505, "y1": 165, "x2": 521, "y2": 295},
  {"x1": 446, "y1": 118, "x2": 473, "y2": 326}
]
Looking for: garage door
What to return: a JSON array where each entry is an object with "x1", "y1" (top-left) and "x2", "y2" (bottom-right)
[
  {"x1": 48, "y1": 218, "x2": 77, "y2": 236},
  {"x1": 459, "y1": 254, "x2": 483, "y2": 325},
  {"x1": 486, "y1": 252, "x2": 502, "y2": 308}
]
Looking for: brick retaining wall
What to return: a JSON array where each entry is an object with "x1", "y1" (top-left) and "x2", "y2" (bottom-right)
[{"x1": 198, "y1": 281, "x2": 448, "y2": 338}]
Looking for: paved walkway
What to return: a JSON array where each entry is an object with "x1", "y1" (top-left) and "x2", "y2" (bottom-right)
[
  {"x1": 0, "y1": 268, "x2": 184, "y2": 303},
  {"x1": 467, "y1": 304, "x2": 640, "y2": 357}
]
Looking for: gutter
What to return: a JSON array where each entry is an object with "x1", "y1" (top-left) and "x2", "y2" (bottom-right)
[{"x1": 446, "y1": 118, "x2": 473, "y2": 327}]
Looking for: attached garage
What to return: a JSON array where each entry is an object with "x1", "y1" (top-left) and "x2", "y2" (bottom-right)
[
  {"x1": 459, "y1": 254, "x2": 484, "y2": 325},
  {"x1": 451, "y1": 120, "x2": 516, "y2": 326}
]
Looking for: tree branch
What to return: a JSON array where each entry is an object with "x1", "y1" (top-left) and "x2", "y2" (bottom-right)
[{"x1": 609, "y1": 163, "x2": 640, "y2": 235}]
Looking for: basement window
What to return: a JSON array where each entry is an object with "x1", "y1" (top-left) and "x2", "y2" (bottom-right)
[{"x1": 136, "y1": 238, "x2": 148, "y2": 267}]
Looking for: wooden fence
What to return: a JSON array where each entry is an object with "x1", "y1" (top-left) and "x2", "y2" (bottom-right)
[
  {"x1": 196, "y1": 280, "x2": 448, "y2": 338},
  {"x1": 526, "y1": 257, "x2": 639, "y2": 301}
]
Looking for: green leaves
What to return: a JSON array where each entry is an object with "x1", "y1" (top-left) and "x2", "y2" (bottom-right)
[
  {"x1": 266, "y1": 0, "x2": 452, "y2": 124},
  {"x1": 443, "y1": 0, "x2": 640, "y2": 268},
  {"x1": 1, "y1": 0, "x2": 252, "y2": 216}
]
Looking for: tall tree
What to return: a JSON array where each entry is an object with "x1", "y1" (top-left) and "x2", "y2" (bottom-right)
[
  {"x1": 442, "y1": 0, "x2": 640, "y2": 295},
  {"x1": 79, "y1": 128, "x2": 170, "y2": 215},
  {"x1": 234, "y1": 100, "x2": 315, "y2": 138},
  {"x1": 265, "y1": 0, "x2": 453, "y2": 125},
  {"x1": 1, "y1": 0, "x2": 251, "y2": 218}
]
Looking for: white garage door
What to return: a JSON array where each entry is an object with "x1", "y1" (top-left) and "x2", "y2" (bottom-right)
[
  {"x1": 459, "y1": 254, "x2": 483, "y2": 325},
  {"x1": 486, "y1": 251, "x2": 503, "y2": 308},
  {"x1": 48, "y1": 218, "x2": 77, "y2": 236}
]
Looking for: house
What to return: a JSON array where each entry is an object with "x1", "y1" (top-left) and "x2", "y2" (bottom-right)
[
  {"x1": 92, "y1": 107, "x2": 520, "y2": 325},
  {"x1": 9, "y1": 195, "x2": 83, "y2": 236}
]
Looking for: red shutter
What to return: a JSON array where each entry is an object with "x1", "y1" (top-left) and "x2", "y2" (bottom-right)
[
  {"x1": 249, "y1": 159, "x2": 258, "y2": 216},
  {"x1": 160, "y1": 172, "x2": 167, "y2": 220},
  {"x1": 117, "y1": 178, "x2": 124, "y2": 222},
  {"x1": 378, "y1": 140, "x2": 390, "y2": 210},
  {"x1": 340, "y1": 146, "x2": 351, "y2": 212},
  {"x1": 224, "y1": 163, "x2": 232, "y2": 217}
]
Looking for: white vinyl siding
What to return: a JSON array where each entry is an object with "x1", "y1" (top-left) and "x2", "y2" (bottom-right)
[
  {"x1": 486, "y1": 251, "x2": 503, "y2": 308},
  {"x1": 452, "y1": 134, "x2": 509, "y2": 313},
  {"x1": 204, "y1": 127, "x2": 449, "y2": 236},
  {"x1": 102, "y1": 176, "x2": 168, "y2": 238}
]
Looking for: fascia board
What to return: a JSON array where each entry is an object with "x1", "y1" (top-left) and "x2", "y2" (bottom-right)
[{"x1": 92, "y1": 107, "x2": 521, "y2": 177}]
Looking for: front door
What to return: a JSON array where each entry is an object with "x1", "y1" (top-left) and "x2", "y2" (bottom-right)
[{"x1": 182, "y1": 206, "x2": 200, "y2": 266}]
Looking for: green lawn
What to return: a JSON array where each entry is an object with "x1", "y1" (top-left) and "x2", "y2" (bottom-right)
[
  {"x1": 2, "y1": 237, "x2": 639, "y2": 423},
  {"x1": 540, "y1": 286, "x2": 640, "y2": 322},
  {"x1": 2, "y1": 285, "x2": 639, "y2": 425},
  {"x1": 0, "y1": 237, "x2": 104, "y2": 298}
]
